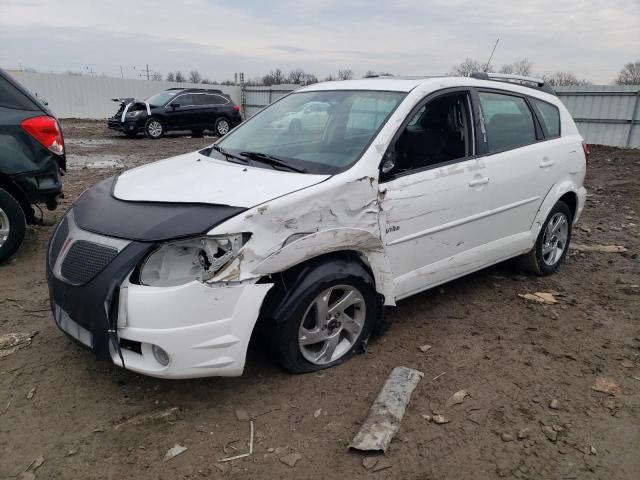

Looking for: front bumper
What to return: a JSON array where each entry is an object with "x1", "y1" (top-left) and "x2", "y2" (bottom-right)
[
  {"x1": 107, "y1": 118, "x2": 142, "y2": 133},
  {"x1": 111, "y1": 281, "x2": 272, "y2": 378}
]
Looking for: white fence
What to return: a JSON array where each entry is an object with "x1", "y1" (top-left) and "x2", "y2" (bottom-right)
[{"x1": 7, "y1": 71, "x2": 241, "y2": 119}]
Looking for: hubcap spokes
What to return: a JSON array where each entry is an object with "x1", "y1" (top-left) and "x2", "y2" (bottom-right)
[
  {"x1": 542, "y1": 212, "x2": 568, "y2": 266},
  {"x1": 0, "y1": 208, "x2": 9, "y2": 248},
  {"x1": 149, "y1": 122, "x2": 162, "y2": 137},
  {"x1": 218, "y1": 121, "x2": 229, "y2": 135},
  {"x1": 298, "y1": 285, "x2": 366, "y2": 365}
]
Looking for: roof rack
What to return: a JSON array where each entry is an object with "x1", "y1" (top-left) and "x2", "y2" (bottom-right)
[
  {"x1": 164, "y1": 87, "x2": 224, "y2": 94},
  {"x1": 470, "y1": 72, "x2": 556, "y2": 95}
]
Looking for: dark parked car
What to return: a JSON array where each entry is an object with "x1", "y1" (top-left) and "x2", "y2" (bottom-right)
[
  {"x1": 107, "y1": 88, "x2": 242, "y2": 139},
  {"x1": 0, "y1": 68, "x2": 65, "y2": 263}
]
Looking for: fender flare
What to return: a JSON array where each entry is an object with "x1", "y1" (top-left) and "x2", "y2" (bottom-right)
[
  {"x1": 252, "y1": 227, "x2": 396, "y2": 305},
  {"x1": 530, "y1": 180, "x2": 580, "y2": 239}
]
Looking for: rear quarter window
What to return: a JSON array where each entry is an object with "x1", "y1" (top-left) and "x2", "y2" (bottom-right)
[
  {"x1": 530, "y1": 98, "x2": 561, "y2": 138},
  {"x1": 0, "y1": 75, "x2": 38, "y2": 110}
]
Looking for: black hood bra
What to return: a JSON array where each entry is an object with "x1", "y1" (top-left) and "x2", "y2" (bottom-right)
[{"x1": 72, "y1": 176, "x2": 247, "y2": 242}]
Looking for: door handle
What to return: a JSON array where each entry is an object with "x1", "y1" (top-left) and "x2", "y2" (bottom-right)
[
  {"x1": 468, "y1": 177, "x2": 490, "y2": 187},
  {"x1": 539, "y1": 158, "x2": 555, "y2": 168}
]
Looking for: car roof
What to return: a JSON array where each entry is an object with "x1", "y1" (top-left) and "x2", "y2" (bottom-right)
[{"x1": 298, "y1": 76, "x2": 558, "y2": 102}]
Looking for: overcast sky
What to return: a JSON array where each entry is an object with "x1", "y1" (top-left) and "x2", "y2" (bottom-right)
[{"x1": 1, "y1": 0, "x2": 638, "y2": 83}]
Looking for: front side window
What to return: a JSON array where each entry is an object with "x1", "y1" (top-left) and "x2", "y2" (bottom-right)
[
  {"x1": 146, "y1": 91, "x2": 178, "y2": 107},
  {"x1": 390, "y1": 92, "x2": 473, "y2": 174},
  {"x1": 479, "y1": 91, "x2": 536, "y2": 153},
  {"x1": 530, "y1": 98, "x2": 560, "y2": 138},
  {"x1": 214, "y1": 90, "x2": 405, "y2": 174}
]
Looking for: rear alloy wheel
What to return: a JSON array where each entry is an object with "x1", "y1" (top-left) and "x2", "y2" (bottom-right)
[
  {"x1": 518, "y1": 201, "x2": 572, "y2": 275},
  {"x1": 214, "y1": 117, "x2": 230, "y2": 136},
  {"x1": 144, "y1": 118, "x2": 164, "y2": 139},
  {"x1": 0, "y1": 188, "x2": 26, "y2": 264}
]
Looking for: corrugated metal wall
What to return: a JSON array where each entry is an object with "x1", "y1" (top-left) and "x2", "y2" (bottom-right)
[
  {"x1": 6, "y1": 71, "x2": 241, "y2": 119},
  {"x1": 241, "y1": 84, "x2": 298, "y2": 118},
  {"x1": 554, "y1": 86, "x2": 639, "y2": 148}
]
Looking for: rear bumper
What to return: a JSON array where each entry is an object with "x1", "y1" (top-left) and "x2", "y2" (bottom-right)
[
  {"x1": 111, "y1": 281, "x2": 272, "y2": 378},
  {"x1": 574, "y1": 186, "x2": 587, "y2": 224},
  {"x1": 10, "y1": 156, "x2": 65, "y2": 209}
]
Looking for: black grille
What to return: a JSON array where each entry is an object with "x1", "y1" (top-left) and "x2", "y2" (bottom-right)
[
  {"x1": 49, "y1": 217, "x2": 69, "y2": 266},
  {"x1": 60, "y1": 240, "x2": 118, "y2": 284}
]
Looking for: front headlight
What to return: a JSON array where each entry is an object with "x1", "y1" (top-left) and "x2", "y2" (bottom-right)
[
  {"x1": 139, "y1": 234, "x2": 247, "y2": 287},
  {"x1": 126, "y1": 110, "x2": 142, "y2": 118}
]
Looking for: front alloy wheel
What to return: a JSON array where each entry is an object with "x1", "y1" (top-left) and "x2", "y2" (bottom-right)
[
  {"x1": 298, "y1": 285, "x2": 366, "y2": 365},
  {"x1": 144, "y1": 118, "x2": 164, "y2": 139},
  {"x1": 214, "y1": 118, "x2": 230, "y2": 136}
]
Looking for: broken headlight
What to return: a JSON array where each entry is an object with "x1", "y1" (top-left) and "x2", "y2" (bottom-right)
[{"x1": 139, "y1": 234, "x2": 247, "y2": 287}]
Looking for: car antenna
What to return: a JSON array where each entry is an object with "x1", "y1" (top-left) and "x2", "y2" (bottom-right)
[{"x1": 484, "y1": 37, "x2": 500, "y2": 72}]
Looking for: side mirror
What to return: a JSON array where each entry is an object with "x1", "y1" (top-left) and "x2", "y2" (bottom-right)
[
  {"x1": 169, "y1": 102, "x2": 180, "y2": 109},
  {"x1": 380, "y1": 150, "x2": 396, "y2": 175}
]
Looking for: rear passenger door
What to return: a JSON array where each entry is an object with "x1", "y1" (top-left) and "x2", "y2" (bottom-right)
[{"x1": 475, "y1": 89, "x2": 557, "y2": 244}]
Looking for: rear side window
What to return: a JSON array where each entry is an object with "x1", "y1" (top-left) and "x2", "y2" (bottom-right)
[
  {"x1": 0, "y1": 75, "x2": 38, "y2": 110},
  {"x1": 479, "y1": 91, "x2": 536, "y2": 153},
  {"x1": 530, "y1": 98, "x2": 560, "y2": 138}
]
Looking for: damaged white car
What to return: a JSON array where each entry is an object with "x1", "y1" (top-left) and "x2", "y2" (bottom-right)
[{"x1": 47, "y1": 73, "x2": 587, "y2": 379}]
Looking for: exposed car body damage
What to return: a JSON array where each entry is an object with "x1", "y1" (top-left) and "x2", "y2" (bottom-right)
[{"x1": 48, "y1": 75, "x2": 588, "y2": 378}]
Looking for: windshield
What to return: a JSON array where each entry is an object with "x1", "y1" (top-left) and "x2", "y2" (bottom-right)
[
  {"x1": 213, "y1": 90, "x2": 406, "y2": 174},
  {"x1": 146, "y1": 91, "x2": 179, "y2": 107}
]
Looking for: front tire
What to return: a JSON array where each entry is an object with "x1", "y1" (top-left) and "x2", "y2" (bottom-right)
[
  {"x1": 0, "y1": 188, "x2": 26, "y2": 264},
  {"x1": 265, "y1": 260, "x2": 376, "y2": 373},
  {"x1": 144, "y1": 118, "x2": 164, "y2": 139},
  {"x1": 518, "y1": 201, "x2": 572, "y2": 276}
]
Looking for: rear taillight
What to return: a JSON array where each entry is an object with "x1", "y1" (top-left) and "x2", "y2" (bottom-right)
[
  {"x1": 21, "y1": 115, "x2": 64, "y2": 155},
  {"x1": 582, "y1": 141, "x2": 590, "y2": 163},
  {"x1": 232, "y1": 105, "x2": 240, "y2": 112}
]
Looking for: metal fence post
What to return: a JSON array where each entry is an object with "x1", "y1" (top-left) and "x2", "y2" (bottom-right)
[{"x1": 626, "y1": 88, "x2": 640, "y2": 148}]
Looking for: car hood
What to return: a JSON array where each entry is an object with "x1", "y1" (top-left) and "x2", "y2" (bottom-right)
[{"x1": 113, "y1": 150, "x2": 329, "y2": 208}]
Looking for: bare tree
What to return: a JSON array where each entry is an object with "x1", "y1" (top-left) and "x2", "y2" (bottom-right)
[
  {"x1": 188, "y1": 70, "x2": 201, "y2": 83},
  {"x1": 262, "y1": 69, "x2": 286, "y2": 86},
  {"x1": 499, "y1": 58, "x2": 533, "y2": 76},
  {"x1": 287, "y1": 68, "x2": 306, "y2": 84},
  {"x1": 303, "y1": 73, "x2": 318, "y2": 85},
  {"x1": 323, "y1": 74, "x2": 336, "y2": 82},
  {"x1": 174, "y1": 71, "x2": 186, "y2": 83},
  {"x1": 450, "y1": 58, "x2": 493, "y2": 77},
  {"x1": 200, "y1": 78, "x2": 211, "y2": 84},
  {"x1": 364, "y1": 70, "x2": 377, "y2": 78},
  {"x1": 220, "y1": 80, "x2": 235, "y2": 85},
  {"x1": 151, "y1": 72, "x2": 163, "y2": 81},
  {"x1": 338, "y1": 69, "x2": 353, "y2": 80},
  {"x1": 616, "y1": 61, "x2": 640, "y2": 85},
  {"x1": 166, "y1": 72, "x2": 175, "y2": 82},
  {"x1": 542, "y1": 71, "x2": 591, "y2": 86}
]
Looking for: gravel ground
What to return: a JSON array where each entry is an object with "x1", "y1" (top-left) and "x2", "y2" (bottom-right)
[{"x1": 1, "y1": 120, "x2": 639, "y2": 480}]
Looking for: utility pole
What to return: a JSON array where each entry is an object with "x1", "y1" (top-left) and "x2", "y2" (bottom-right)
[
  {"x1": 120, "y1": 65, "x2": 124, "y2": 79},
  {"x1": 135, "y1": 64, "x2": 152, "y2": 80}
]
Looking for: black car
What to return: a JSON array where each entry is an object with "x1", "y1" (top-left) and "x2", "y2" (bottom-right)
[
  {"x1": 0, "y1": 68, "x2": 65, "y2": 263},
  {"x1": 107, "y1": 88, "x2": 242, "y2": 139}
]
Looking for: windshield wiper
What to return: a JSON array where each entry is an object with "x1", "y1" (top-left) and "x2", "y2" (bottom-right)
[
  {"x1": 212, "y1": 145, "x2": 248, "y2": 165},
  {"x1": 239, "y1": 151, "x2": 306, "y2": 173}
]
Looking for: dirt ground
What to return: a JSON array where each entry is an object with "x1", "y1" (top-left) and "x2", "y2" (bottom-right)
[{"x1": 1, "y1": 120, "x2": 639, "y2": 480}]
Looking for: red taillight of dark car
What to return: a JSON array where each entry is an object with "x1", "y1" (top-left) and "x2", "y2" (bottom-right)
[
  {"x1": 232, "y1": 105, "x2": 241, "y2": 112},
  {"x1": 582, "y1": 141, "x2": 590, "y2": 164},
  {"x1": 21, "y1": 115, "x2": 65, "y2": 155}
]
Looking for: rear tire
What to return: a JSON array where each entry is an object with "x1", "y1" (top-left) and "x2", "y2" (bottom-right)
[
  {"x1": 214, "y1": 117, "x2": 231, "y2": 136},
  {"x1": 264, "y1": 260, "x2": 376, "y2": 373},
  {"x1": 144, "y1": 118, "x2": 164, "y2": 139},
  {"x1": 0, "y1": 188, "x2": 26, "y2": 264},
  {"x1": 518, "y1": 201, "x2": 572, "y2": 276}
]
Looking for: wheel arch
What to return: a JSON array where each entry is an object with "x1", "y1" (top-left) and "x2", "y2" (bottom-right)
[
  {"x1": 531, "y1": 181, "x2": 581, "y2": 240},
  {"x1": 0, "y1": 172, "x2": 34, "y2": 223},
  {"x1": 252, "y1": 227, "x2": 395, "y2": 306}
]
